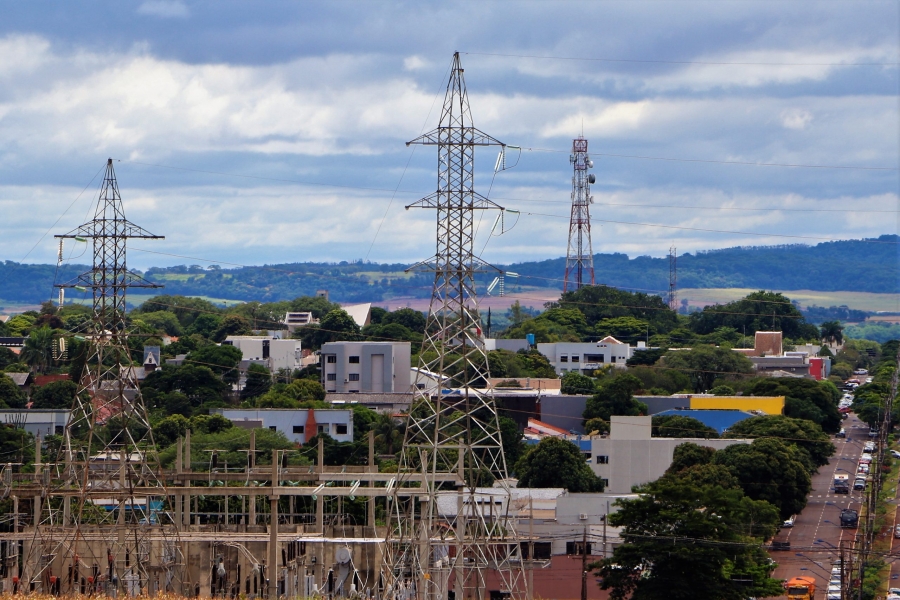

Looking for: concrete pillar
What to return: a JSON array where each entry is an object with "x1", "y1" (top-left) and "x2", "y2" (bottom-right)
[
  {"x1": 269, "y1": 455, "x2": 279, "y2": 599},
  {"x1": 368, "y1": 431, "x2": 375, "y2": 528}
]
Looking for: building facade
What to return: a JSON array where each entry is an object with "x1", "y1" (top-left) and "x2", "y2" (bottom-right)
[
  {"x1": 537, "y1": 336, "x2": 633, "y2": 376},
  {"x1": 212, "y1": 408, "x2": 353, "y2": 445},
  {"x1": 320, "y1": 341, "x2": 411, "y2": 394},
  {"x1": 223, "y1": 335, "x2": 303, "y2": 373},
  {"x1": 0, "y1": 409, "x2": 70, "y2": 438},
  {"x1": 590, "y1": 416, "x2": 751, "y2": 493}
]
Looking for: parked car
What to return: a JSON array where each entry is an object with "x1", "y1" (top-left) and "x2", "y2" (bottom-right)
[
  {"x1": 869, "y1": 429, "x2": 878, "y2": 438},
  {"x1": 860, "y1": 454, "x2": 872, "y2": 464},
  {"x1": 836, "y1": 429, "x2": 846, "y2": 438},
  {"x1": 891, "y1": 450, "x2": 900, "y2": 459},
  {"x1": 858, "y1": 464, "x2": 870, "y2": 474},
  {"x1": 864, "y1": 442, "x2": 876, "y2": 452},
  {"x1": 894, "y1": 525, "x2": 900, "y2": 539},
  {"x1": 783, "y1": 515, "x2": 796, "y2": 528},
  {"x1": 854, "y1": 369, "x2": 868, "y2": 375},
  {"x1": 854, "y1": 478, "x2": 866, "y2": 490}
]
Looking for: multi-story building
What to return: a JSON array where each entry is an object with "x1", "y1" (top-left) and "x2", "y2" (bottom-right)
[
  {"x1": 223, "y1": 335, "x2": 303, "y2": 373},
  {"x1": 590, "y1": 416, "x2": 750, "y2": 493},
  {"x1": 0, "y1": 409, "x2": 70, "y2": 438},
  {"x1": 320, "y1": 341, "x2": 411, "y2": 394},
  {"x1": 537, "y1": 336, "x2": 633, "y2": 376},
  {"x1": 212, "y1": 408, "x2": 353, "y2": 445}
]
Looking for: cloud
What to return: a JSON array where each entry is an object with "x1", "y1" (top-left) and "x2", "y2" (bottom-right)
[
  {"x1": 781, "y1": 109, "x2": 813, "y2": 130},
  {"x1": 137, "y1": 1, "x2": 189, "y2": 19}
]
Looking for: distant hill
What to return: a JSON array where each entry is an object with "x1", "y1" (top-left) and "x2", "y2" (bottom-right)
[{"x1": 1, "y1": 235, "x2": 896, "y2": 306}]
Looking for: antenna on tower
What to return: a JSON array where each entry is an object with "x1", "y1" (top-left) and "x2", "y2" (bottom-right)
[
  {"x1": 563, "y1": 136, "x2": 595, "y2": 292},
  {"x1": 668, "y1": 245, "x2": 678, "y2": 311}
]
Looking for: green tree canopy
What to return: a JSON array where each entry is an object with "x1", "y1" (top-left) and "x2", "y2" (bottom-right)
[
  {"x1": 687, "y1": 290, "x2": 819, "y2": 340},
  {"x1": 212, "y1": 314, "x2": 253, "y2": 342},
  {"x1": 661, "y1": 346, "x2": 754, "y2": 393},
  {"x1": 515, "y1": 437, "x2": 603, "y2": 492},
  {"x1": 560, "y1": 371, "x2": 596, "y2": 395},
  {"x1": 241, "y1": 363, "x2": 272, "y2": 400},
  {"x1": 651, "y1": 415, "x2": 719, "y2": 439},
  {"x1": 20, "y1": 326, "x2": 55, "y2": 374},
  {"x1": 666, "y1": 442, "x2": 717, "y2": 474},
  {"x1": 186, "y1": 344, "x2": 243, "y2": 384},
  {"x1": 583, "y1": 373, "x2": 646, "y2": 424},
  {"x1": 136, "y1": 311, "x2": 183, "y2": 336},
  {"x1": 558, "y1": 285, "x2": 678, "y2": 335},
  {"x1": 382, "y1": 308, "x2": 426, "y2": 332},
  {"x1": 136, "y1": 295, "x2": 221, "y2": 329},
  {"x1": 185, "y1": 313, "x2": 222, "y2": 338},
  {"x1": 0, "y1": 374, "x2": 27, "y2": 409},
  {"x1": 724, "y1": 414, "x2": 834, "y2": 470},
  {"x1": 746, "y1": 378, "x2": 842, "y2": 433},
  {"x1": 31, "y1": 380, "x2": 78, "y2": 409}
]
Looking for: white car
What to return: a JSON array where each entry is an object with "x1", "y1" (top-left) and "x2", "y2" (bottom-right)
[
  {"x1": 783, "y1": 515, "x2": 796, "y2": 528},
  {"x1": 864, "y1": 442, "x2": 876, "y2": 452},
  {"x1": 858, "y1": 464, "x2": 870, "y2": 474},
  {"x1": 860, "y1": 454, "x2": 873, "y2": 464},
  {"x1": 892, "y1": 450, "x2": 900, "y2": 459}
]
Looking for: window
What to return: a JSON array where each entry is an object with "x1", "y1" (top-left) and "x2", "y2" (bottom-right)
[
  {"x1": 571, "y1": 355, "x2": 580, "y2": 362},
  {"x1": 416, "y1": 383, "x2": 426, "y2": 390},
  {"x1": 335, "y1": 424, "x2": 348, "y2": 435},
  {"x1": 585, "y1": 354, "x2": 603, "y2": 363},
  {"x1": 269, "y1": 426, "x2": 277, "y2": 432},
  {"x1": 601, "y1": 478, "x2": 609, "y2": 489},
  {"x1": 318, "y1": 424, "x2": 330, "y2": 434},
  {"x1": 55, "y1": 425, "x2": 64, "y2": 435},
  {"x1": 520, "y1": 542, "x2": 552, "y2": 560},
  {"x1": 326, "y1": 373, "x2": 337, "y2": 381},
  {"x1": 560, "y1": 355, "x2": 568, "y2": 363},
  {"x1": 566, "y1": 542, "x2": 591, "y2": 555},
  {"x1": 326, "y1": 355, "x2": 337, "y2": 364},
  {"x1": 611, "y1": 356, "x2": 617, "y2": 363},
  {"x1": 349, "y1": 356, "x2": 360, "y2": 364},
  {"x1": 596, "y1": 455, "x2": 608, "y2": 464},
  {"x1": 349, "y1": 373, "x2": 360, "y2": 381},
  {"x1": 292, "y1": 425, "x2": 305, "y2": 434},
  {"x1": 262, "y1": 339, "x2": 270, "y2": 359}
]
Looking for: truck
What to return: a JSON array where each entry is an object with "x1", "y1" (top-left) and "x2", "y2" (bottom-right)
[
  {"x1": 785, "y1": 576, "x2": 816, "y2": 600},
  {"x1": 834, "y1": 474, "x2": 850, "y2": 494},
  {"x1": 840, "y1": 508, "x2": 859, "y2": 528}
]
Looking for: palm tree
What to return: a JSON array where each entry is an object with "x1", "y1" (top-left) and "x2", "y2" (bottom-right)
[
  {"x1": 20, "y1": 326, "x2": 55, "y2": 374},
  {"x1": 372, "y1": 412, "x2": 404, "y2": 456},
  {"x1": 820, "y1": 321, "x2": 844, "y2": 347}
]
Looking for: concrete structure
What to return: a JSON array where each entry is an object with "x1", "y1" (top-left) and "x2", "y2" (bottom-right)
[
  {"x1": 340, "y1": 303, "x2": 372, "y2": 328},
  {"x1": 325, "y1": 392, "x2": 413, "y2": 414},
  {"x1": 734, "y1": 331, "x2": 784, "y2": 357},
  {"x1": 590, "y1": 416, "x2": 751, "y2": 493},
  {"x1": 484, "y1": 338, "x2": 531, "y2": 353},
  {"x1": 537, "y1": 394, "x2": 592, "y2": 434},
  {"x1": 320, "y1": 341, "x2": 411, "y2": 394},
  {"x1": 690, "y1": 395, "x2": 784, "y2": 415},
  {"x1": 212, "y1": 408, "x2": 353, "y2": 445},
  {"x1": 0, "y1": 409, "x2": 70, "y2": 438},
  {"x1": 284, "y1": 311, "x2": 316, "y2": 333},
  {"x1": 223, "y1": 335, "x2": 303, "y2": 373},
  {"x1": 537, "y1": 337, "x2": 632, "y2": 376}
]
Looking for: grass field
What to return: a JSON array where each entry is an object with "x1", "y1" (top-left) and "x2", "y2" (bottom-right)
[{"x1": 680, "y1": 288, "x2": 900, "y2": 313}]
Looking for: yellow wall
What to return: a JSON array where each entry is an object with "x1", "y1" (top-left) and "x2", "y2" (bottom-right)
[{"x1": 690, "y1": 396, "x2": 785, "y2": 415}]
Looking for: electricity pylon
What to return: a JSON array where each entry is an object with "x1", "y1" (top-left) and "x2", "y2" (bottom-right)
[{"x1": 383, "y1": 53, "x2": 526, "y2": 600}]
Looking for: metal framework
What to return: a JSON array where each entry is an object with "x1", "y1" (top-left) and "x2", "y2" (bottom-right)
[
  {"x1": 28, "y1": 159, "x2": 181, "y2": 594},
  {"x1": 563, "y1": 137, "x2": 595, "y2": 292},
  {"x1": 383, "y1": 53, "x2": 525, "y2": 600},
  {"x1": 667, "y1": 246, "x2": 677, "y2": 311}
]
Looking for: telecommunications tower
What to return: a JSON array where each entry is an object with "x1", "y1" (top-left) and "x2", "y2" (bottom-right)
[
  {"x1": 383, "y1": 53, "x2": 526, "y2": 600},
  {"x1": 668, "y1": 245, "x2": 677, "y2": 311},
  {"x1": 563, "y1": 137, "x2": 596, "y2": 292},
  {"x1": 34, "y1": 159, "x2": 185, "y2": 593}
]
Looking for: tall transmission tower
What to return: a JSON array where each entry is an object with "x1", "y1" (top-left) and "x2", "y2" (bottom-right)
[
  {"x1": 563, "y1": 137, "x2": 596, "y2": 292},
  {"x1": 668, "y1": 245, "x2": 677, "y2": 311},
  {"x1": 384, "y1": 53, "x2": 525, "y2": 600},
  {"x1": 35, "y1": 159, "x2": 185, "y2": 594}
]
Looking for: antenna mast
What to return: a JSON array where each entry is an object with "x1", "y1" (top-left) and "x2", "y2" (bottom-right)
[
  {"x1": 563, "y1": 137, "x2": 595, "y2": 292},
  {"x1": 668, "y1": 245, "x2": 678, "y2": 311},
  {"x1": 385, "y1": 53, "x2": 525, "y2": 600}
]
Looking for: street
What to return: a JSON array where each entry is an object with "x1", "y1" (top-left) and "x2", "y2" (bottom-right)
[{"x1": 769, "y1": 414, "x2": 868, "y2": 598}]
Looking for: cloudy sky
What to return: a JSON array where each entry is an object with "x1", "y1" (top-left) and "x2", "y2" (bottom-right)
[{"x1": 1, "y1": 1, "x2": 898, "y2": 270}]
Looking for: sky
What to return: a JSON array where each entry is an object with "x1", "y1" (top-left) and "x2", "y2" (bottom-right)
[{"x1": 0, "y1": 0, "x2": 898, "y2": 271}]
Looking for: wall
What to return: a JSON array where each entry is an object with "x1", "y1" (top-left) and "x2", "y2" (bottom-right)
[
  {"x1": 213, "y1": 409, "x2": 353, "y2": 444},
  {"x1": 321, "y1": 342, "x2": 411, "y2": 394},
  {"x1": 539, "y1": 395, "x2": 590, "y2": 434},
  {"x1": 689, "y1": 395, "x2": 784, "y2": 415},
  {"x1": 536, "y1": 342, "x2": 631, "y2": 376},
  {"x1": 0, "y1": 409, "x2": 70, "y2": 438}
]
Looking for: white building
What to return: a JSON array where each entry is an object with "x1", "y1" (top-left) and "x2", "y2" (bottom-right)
[
  {"x1": 537, "y1": 336, "x2": 633, "y2": 376},
  {"x1": 223, "y1": 335, "x2": 302, "y2": 373},
  {"x1": 283, "y1": 312, "x2": 316, "y2": 333},
  {"x1": 212, "y1": 408, "x2": 353, "y2": 445},
  {"x1": 320, "y1": 341, "x2": 411, "y2": 394},
  {"x1": 590, "y1": 416, "x2": 751, "y2": 493},
  {"x1": 0, "y1": 409, "x2": 70, "y2": 438}
]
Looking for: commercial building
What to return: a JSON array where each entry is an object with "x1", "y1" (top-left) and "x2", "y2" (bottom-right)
[
  {"x1": 0, "y1": 409, "x2": 70, "y2": 438},
  {"x1": 590, "y1": 416, "x2": 751, "y2": 493},
  {"x1": 536, "y1": 336, "x2": 633, "y2": 376},
  {"x1": 320, "y1": 341, "x2": 411, "y2": 394},
  {"x1": 223, "y1": 335, "x2": 303, "y2": 373},
  {"x1": 212, "y1": 408, "x2": 353, "y2": 445}
]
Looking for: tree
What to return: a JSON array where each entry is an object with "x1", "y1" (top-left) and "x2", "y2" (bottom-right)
[
  {"x1": 661, "y1": 346, "x2": 754, "y2": 393},
  {"x1": 583, "y1": 418, "x2": 609, "y2": 435},
  {"x1": 725, "y1": 414, "x2": 834, "y2": 471},
  {"x1": 241, "y1": 363, "x2": 272, "y2": 400},
  {"x1": 136, "y1": 311, "x2": 183, "y2": 336},
  {"x1": 820, "y1": 320, "x2": 844, "y2": 346},
  {"x1": 372, "y1": 412, "x2": 403, "y2": 456},
  {"x1": 185, "y1": 313, "x2": 222, "y2": 338},
  {"x1": 186, "y1": 344, "x2": 243, "y2": 384},
  {"x1": 594, "y1": 477, "x2": 781, "y2": 600},
  {"x1": 0, "y1": 348, "x2": 18, "y2": 371},
  {"x1": 212, "y1": 314, "x2": 253, "y2": 342},
  {"x1": 154, "y1": 414, "x2": 189, "y2": 448},
  {"x1": 190, "y1": 414, "x2": 234, "y2": 435},
  {"x1": 285, "y1": 379, "x2": 326, "y2": 401},
  {"x1": 666, "y1": 442, "x2": 717, "y2": 474},
  {"x1": 515, "y1": 437, "x2": 603, "y2": 492},
  {"x1": 142, "y1": 363, "x2": 230, "y2": 405},
  {"x1": 0, "y1": 374, "x2": 26, "y2": 409},
  {"x1": 625, "y1": 347, "x2": 665, "y2": 367},
  {"x1": 382, "y1": 308, "x2": 426, "y2": 332},
  {"x1": 31, "y1": 380, "x2": 78, "y2": 409},
  {"x1": 709, "y1": 385, "x2": 735, "y2": 396},
  {"x1": 651, "y1": 415, "x2": 718, "y2": 439},
  {"x1": 688, "y1": 291, "x2": 819, "y2": 341},
  {"x1": 498, "y1": 416, "x2": 525, "y2": 472},
  {"x1": 560, "y1": 371, "x2": 595, "y2": 395},
  {"x1": 746, "y1": 378, "x2": 842, "y2": 433},
  {"x1": 713, "y1": 438, "x2": 812, "y2": 518},
  {"x1": 301, "y1": 309, "x2": 361, "y2": 349},
  {"x1": 20, "y1": 326, "x2": 55, "y2": 374},
  {"x1": 583, "y1": 374, "x2": 646, "y2": 424}
]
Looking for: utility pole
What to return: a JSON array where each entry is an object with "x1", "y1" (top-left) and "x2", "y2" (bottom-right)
[
  {"x1": 667, "y1": 246, "x2": 677, "y2": 311},
  {"x1": 563, "y1": 137, "x2": 595, "y2": 292},
  {"x1": 581, "y1": 526, "x2": 588, "y2": 600}
]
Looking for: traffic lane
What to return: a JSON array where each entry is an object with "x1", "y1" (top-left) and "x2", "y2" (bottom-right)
[{"x1": 770, "y1": 415, "x2": 867, "y2": 598}]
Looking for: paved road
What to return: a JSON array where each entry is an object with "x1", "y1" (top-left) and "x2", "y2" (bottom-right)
[{"x1": 770, "y1": 414, "x2": 868, "y2": 598}]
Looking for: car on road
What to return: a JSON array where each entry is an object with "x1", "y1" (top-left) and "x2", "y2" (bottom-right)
[
  {"x1": 860, "y1": 454, "x2": 873, "y2": 464},
  {"x1": 864, "y1": 442, "x2": 875, "y2": 452},
  {"x1": 868, "y1": 429, "x2": 878, "y2": 438},
  {"x1": 892, "y1": 450, "x2": 900, "y2": 459},
  {"x1": 894, "y1": 525, "x2": 900, "y2": 539},
  {"x1": 858, "y1": 464, "x2": 870, "y2": 474},
  {"x1": 783, "y1": 515, "x2": 796, "y2": 528},
  {"x1": 854, "y1": 369, "x2": 868, "y2": 375},
  {"x1": 854, "y1": 478, "x2": 866, "y2": 490},
  {"x1": 836, "y1": 428, "x2": 846, "y2": 438}
]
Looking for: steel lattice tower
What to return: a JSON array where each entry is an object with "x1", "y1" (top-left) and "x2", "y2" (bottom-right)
[
  {"x1": 668, "y1": 245, "x2": 677, "y2": 311},
  {"x1": 383, "y1": 53, "x2": 525, "y2": 600},
  {"x1": 31, "y1": 159, "x2": 185, "y2": 594},
  {"x1": 563, "y1": 137, "x2": 595, "y2": 292}
]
